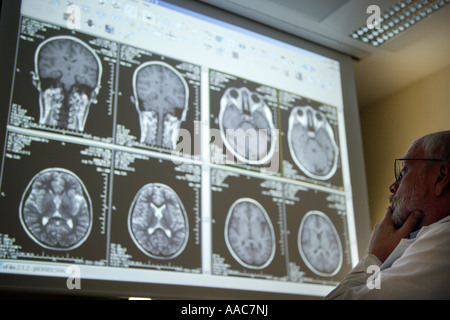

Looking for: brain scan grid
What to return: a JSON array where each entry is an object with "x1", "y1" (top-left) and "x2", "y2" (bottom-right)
[{"x1": 0, "y1": 15, "x2": 353, "y2": 290}]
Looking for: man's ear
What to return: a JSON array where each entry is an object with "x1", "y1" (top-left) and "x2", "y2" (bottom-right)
[{"x1": 435, "y1": 162, "x2": 450, "y2": 197}]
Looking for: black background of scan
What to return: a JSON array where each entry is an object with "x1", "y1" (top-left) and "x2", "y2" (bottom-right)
[
  {"x1": 209, "y1": 69, "x2": 281, "y2": 175},
  {"x1": 278, "y1": 90, "x2": 344, "y2": 190},
  {"x1": 284, "y1": 183, "x2": 352, "y2": 284},
  {"x1": 115, "y1": 44, "x2": 201, "y2": 158},
  {"x1": 211, "y1": 167, "x2": 287, "y2": 279},
  {"x1": 109, "y1": 154, "x2": 202, "y2": 272},
  {"x1": 9, "y1": 17, "x2": 116, "y2": 141},
  {"x1": 0, "y1": 134, "x2": 109, "y2": 262}
]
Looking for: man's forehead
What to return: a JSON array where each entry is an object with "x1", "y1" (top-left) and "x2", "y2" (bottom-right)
[{"x1": 404, "y1": 139, "x2": 425, "y2": 158}]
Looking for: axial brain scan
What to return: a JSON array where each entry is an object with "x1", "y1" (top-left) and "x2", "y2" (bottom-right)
[
  {"x1": 297, "y1": 210, "x2": 342, "y2": 277},
  {"x1": 20, "y1": 168, "x2": 93, "y2": 250},
  {"x1": 128, "y1": 183, "x2": 189, "y2": 259},
  {"x1": 287, "y1": 106, "x2": 338, "y2": 180},
  {"x1": 225, "y1": 198, "x2": 275, "y2": 269},
  {"x1": 219, "y1": 87, "x2": 277, "y2": 165},
  {"x1": 32, "y1": 36, "x2": 102, "y2": 131},
  {"x1": 132, "y1": 61, "x2": 189, "y2": 149}
]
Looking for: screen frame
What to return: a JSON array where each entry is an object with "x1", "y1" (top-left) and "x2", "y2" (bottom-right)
[{"x1": 0, "y1": 0, "x2": 371, "y2": 299}]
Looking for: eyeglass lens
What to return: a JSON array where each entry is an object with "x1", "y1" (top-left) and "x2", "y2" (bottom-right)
[
  {"x1": 394, "y1": 158, "x2": 444, "y2": 181},
  {"x1": 395, "y1": 159, "x2": 404, "y2": 181}
]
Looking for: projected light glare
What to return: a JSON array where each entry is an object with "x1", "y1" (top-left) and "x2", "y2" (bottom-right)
[{"x1": 350, "y1": 0, "x2": 449, "y2": 47}]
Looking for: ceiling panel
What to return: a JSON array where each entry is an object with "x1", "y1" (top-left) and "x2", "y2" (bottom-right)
[{"x1": 268, "y1": 0, "x2": 351, "y2": 22}]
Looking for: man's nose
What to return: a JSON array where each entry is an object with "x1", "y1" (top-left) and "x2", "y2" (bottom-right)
[{"x1": 389, "y1": 180, "x2": 398, "y2": 194}]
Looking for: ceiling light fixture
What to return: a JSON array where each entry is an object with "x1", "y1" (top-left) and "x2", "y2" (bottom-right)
[{"x1": 349, "y1": 0, "x2": 449, "y2": 47}]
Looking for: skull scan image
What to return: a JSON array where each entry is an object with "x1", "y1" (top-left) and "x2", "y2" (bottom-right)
[
  {"x1": 128, "y1": 183, "x2": 189, "y2": 259},
  {"x1": 219, "y1": 87, "x2": 277, "y2": 165},
  {"x1": 31, "y1": 36, "x2": 102, "y2": 131},
  {"x1": 19, "y1": 168, "x2": 93, "y2": 250},
  {"x1": 287, "y1": 106, "x2": 338, "y2": 180},
  {"x1": 224, "y1": 198, "x2": 275, "y2": 269},
  {"x1": 297, "y1": 211, "x2": 343, "y2": 277},
  {"x1": 132, "y1": 62, "x2": 189, "y2": 149}
]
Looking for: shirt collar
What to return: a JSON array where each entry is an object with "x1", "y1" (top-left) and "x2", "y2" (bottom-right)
[
  {"x1": 408, "y1": 229, "x2": 421, "y2": 239},
  {"x1": 409, "y1": 215, "x2": 450, "y2": 239}
]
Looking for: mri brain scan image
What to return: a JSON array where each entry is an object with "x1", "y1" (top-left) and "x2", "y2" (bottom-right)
[
  {"x1": 287, "y1": 106, "x2": 338, "y2": 180},
  {"x1": 297, "y1": 210, "x2": 342, "y2": 277},
  {"x1": 219, "y1": 87, "x2": 277, "y2": 165},
  {"x1": 132, "y1": 61, "x2": 189, "y2": 149},
  {"x1": 20, "y1": 168, "x2": 93, "y2": 250},
  {"x1": 225, "y1": 198, "x2": 275, "y2": 269},
  {"x1": 31, "y1": 36, "x2": 102, "y2": 131},
  {"x1": 128, "y1": 183, "x2": 189, "y2": 259}
]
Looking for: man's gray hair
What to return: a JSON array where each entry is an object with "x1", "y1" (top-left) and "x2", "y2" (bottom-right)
[{"x1": 421, "y1": 130, "x2": 450, "y2": 161}]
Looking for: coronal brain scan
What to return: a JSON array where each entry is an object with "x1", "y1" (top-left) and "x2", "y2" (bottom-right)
[
  {"x1": 287, "y1": 106, "x2": 338, "y2": 180},
  {"x1": 20, "y1": 168, "x2": 93, "y2": 250},
  {"x1": 132, "y1": 61, "x2": 189, "y2": 149},
  {"x1": 219, "y1": 87, "x2": 277, "y2": 165},
  {"x1": 297, "y1": 210, "x2": 342, "y2": 277},
  {"x1": 128, "y1": 183, "x2": 189, "y2": 259},
  {"x1": 31, "y1": 36, "x2": 102, "y2": 131},
  {"x1": 225, "y1": 198, "x2": 275, "y2": 269}
]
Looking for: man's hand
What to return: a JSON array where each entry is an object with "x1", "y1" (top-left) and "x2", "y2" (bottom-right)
[{"x1": 368, "y1": 207, "x2": 424, "y2": 263}]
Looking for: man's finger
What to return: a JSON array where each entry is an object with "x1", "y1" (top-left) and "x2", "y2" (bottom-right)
[{"x1": 380, "y1": 206, "x2": 394, "y2": 227}]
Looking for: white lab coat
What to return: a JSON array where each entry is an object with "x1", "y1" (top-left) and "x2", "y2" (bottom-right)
[{"x1": 325, "y1": 215, "x2": 450, "y2": 300}]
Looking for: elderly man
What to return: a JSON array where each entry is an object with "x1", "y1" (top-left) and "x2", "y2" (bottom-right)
[{"x1": 326, "y1": 130, "x2": 450, "y2": 299}]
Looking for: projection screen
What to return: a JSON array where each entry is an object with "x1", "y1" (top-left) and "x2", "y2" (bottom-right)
[{"x1": 0, "y1": 0, "x2": 371, "y2": 299}]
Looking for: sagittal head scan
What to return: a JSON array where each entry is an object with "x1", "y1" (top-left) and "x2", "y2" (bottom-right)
[
  {"x1": 225, "y1": 198, "x2": 275, "y2": 269},
  {"x1": 287, "y1": 106, "x2": 338, "y2": 180},
  {"x1": 31, "y1": 36, "x2": 102, "y2": 131},
  {"x1": 20, "y1": 168, "x2": 93, "y2": 250},
  {"x1": 219, "y1": 87, "x2": 277, "y2": 165},
  {"x1": 131, "y1": 61, "x2": 189, "y2": 149},
  {"x1": 297, "y1": 210, "x2": 343, "y2": 277},
  {"x1": 128, "y1": 183, "x2": 189, "y2": 259}
]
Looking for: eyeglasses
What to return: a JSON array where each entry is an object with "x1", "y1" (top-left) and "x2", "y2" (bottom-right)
[{"x1": 394, "y1": 158, "x2": 444, "y2": 181}]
